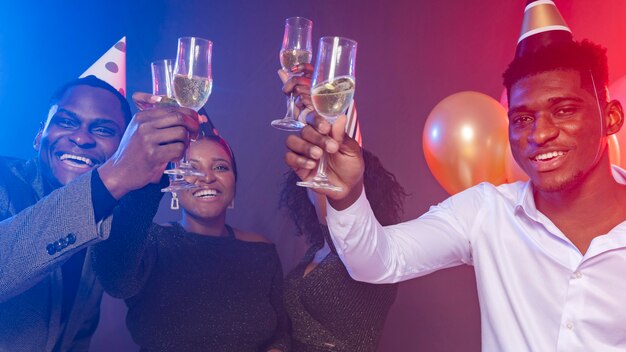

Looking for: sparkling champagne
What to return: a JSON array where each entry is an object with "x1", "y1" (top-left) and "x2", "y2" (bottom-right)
[
  {"x1": 156, "y1": 96, "x2": 179, "y2": 107},
  {"x1": 280, "y1": 49, "x2": 312, "y2": 71},
  {"x1": 311, "y1": 76, "x2": 355, "y2": 120},
  {"x1": 173, "y1": 74, "x2": 212, "y2": 110}
]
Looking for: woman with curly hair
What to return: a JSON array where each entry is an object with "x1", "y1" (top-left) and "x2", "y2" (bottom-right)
[{"x1": 280, "y1": 148, "x2": 406, "y2": 352}]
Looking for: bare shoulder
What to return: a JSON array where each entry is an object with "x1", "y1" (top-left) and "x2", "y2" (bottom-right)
[{"x1": 233, "y1": 228, "x2": 273, "y2": 244}]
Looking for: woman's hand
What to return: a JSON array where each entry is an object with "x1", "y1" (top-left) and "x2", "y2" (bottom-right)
[{"x1": 278, "y1": 63, "x2": 314, "y2": 120}]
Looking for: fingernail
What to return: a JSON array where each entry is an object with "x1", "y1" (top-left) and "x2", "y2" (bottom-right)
[
  {"x1": 311, "y1": 146, "x2": 323, "y2": 159},
  {"x1": 150, "y1": 95, "x2": 162, "y2": 103},
  {"x1": 325, "y1": 140, "x2": 338, "y2": 152},
  {"x1": 318, "y1": 121, "x2": 331, "y2": 134},
  {"x1": 305, "y1": 160, "x2": 316, "y2": 169}
]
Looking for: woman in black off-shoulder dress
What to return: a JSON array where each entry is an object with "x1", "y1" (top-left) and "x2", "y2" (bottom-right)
[{"x1": 94, "y1": 123, "x2": 290, "y2": 352}]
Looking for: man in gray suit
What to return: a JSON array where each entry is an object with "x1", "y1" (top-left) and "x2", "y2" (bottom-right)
[{"x1": 0, "y1": 75, "x2": 198, "y2": 351}]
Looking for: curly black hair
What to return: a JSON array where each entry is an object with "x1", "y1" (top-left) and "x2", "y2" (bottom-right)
[
  {"x1": 279, "y1": 149, "x2": 407, "y2": 246},
  {"x1": 503, "y1": 39, "x2": 609, "y2": 104}
]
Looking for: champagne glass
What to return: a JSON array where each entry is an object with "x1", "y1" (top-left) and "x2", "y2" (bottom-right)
[
  {"x1": 297, "y1": 36, "x2": 357, "y2": 192},
  {"x1": 173, "y1": 36, "x2": 213, "y2": 176},
  {"x1": 151, "y1": 59, "x2": 175, "y2": 101},
  {"x1": 150, "y1": 59, "x2": 198, "y2": 193},
  {"x1": 271, "y1": 17, "x2": 313, "y2": 131}
]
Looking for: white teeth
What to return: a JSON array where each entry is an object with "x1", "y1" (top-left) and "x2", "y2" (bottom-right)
[
  {"x1": 193, "y1": 189, "x2": 218, "y2": 198},
  {"x1": 60, "y1": 154, "x2": 94, "y2": 166},
  {"x1": 534, "y1": 151, "x2": 565, "y2": 161}
]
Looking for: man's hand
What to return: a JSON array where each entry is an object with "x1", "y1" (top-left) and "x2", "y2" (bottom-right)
[
  {"x1": 98, "y1": 92, "x2": 200, "y2": 200},
  {"x1": 285, "y1": 113, "x2": 364, "y2": 209}
]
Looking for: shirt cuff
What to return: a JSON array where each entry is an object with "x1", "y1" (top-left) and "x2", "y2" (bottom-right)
[
  {"x1": 326, "y1": 185, "x2": 367, "y2": 216},
  {"x1": 91, "y1": 169, "x2": 119, "y2": 223},
  {"x1": 325, "y1": 186, "x2": 368, "y2": 245}
]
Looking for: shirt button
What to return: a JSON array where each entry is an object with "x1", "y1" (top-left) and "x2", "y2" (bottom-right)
[
  {"x1": 566, "y1": 322, "x2": 574, "y2": 330},
  {"x1": 574, "y1": 271, "x2": 582, "y2": 279}
]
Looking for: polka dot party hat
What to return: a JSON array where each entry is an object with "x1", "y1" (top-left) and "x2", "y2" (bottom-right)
[{"x1": 80, "y1": 36, "x2": 126, "y2": 96}]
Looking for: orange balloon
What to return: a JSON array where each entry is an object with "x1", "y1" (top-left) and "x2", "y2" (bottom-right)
[
  {"x1": 609, "y1": 76, "x2": 626, "y2": 168},
  {"x1": 423, "y1": 91, "x2": 509, "y2": 195}
]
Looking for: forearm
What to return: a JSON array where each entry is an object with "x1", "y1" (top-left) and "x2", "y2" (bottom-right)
[
  {"x1": 327, "y1": 188, "x2": 473, "y2": 284},
  {"x1": 326, "y1": 189, "x2": 398, "y2": 283},
  {"x1": 91, "y1": 179, "x2": 165, "y2": 299},
  {"x1": 0, "y1": 172, "x2": 111, "y2": 301}
]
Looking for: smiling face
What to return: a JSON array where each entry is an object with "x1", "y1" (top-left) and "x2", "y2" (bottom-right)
[
  {"x1": 35, "y1": 85, "x2": 127, "y2": 187},
  {"x1": 179, "y1": 139, "x2": 236, "y2": 222},
  {"x1": 508, "y1": 69, "x2": 609, "y2": 193}
]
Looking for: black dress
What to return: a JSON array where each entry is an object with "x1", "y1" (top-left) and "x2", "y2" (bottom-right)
[
  {"x1": 93, "y1": 186, "x2": 290, "y2": 352},
  {"x1": 284, "y1": 227, "x2": 397, "y2": 352}
]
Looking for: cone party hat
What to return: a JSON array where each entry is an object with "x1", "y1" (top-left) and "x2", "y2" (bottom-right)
[
  {"x1": 80, "y1": 36, "x2": 126, "y2": 96},
  {"x1": 515, "y1": 0, "x2": 572, "y2": 58}
]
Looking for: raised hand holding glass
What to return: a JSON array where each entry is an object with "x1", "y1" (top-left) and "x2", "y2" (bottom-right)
[
  {"x1": 297, "y1": 36, "x2": 357, "y2": 192},
  {"x1": 150, "y1": 59, "x2": 199, "y2": 194},
  {"x1": 271, "y1": 17, "x2": 313, "y2": 131},
  {"x1": 172, "y1": 37, "x2": 213, "y2": 177}
]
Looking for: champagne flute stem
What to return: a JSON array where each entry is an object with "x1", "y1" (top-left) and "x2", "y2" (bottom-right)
[
  {"x1": 316, "y1": 153, "x2": 328, "y2": 179},
  {"x1": 183, "y1": 147, "x2": 189, "y2": 164},
  {"x1": 285, "y1": 93, "x2": 296, "y2": 120},
  {"x1": 182, "y1": 131, "x2": 191, "y2": 165}
]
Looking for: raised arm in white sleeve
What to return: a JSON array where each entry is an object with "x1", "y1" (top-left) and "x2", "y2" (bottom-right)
[{"x1": 326, "y1": 184, "x2": 487, "y2": 283}]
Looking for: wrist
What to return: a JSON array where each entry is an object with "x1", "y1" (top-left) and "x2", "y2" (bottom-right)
[
  {"x1": 328, "y1": 178, "x2": 363, "y2": 211},
  {"x1": 97, "y1": 160, "x2": 129, "y2": 200}
]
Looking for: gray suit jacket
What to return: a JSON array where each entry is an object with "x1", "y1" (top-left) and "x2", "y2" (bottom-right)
[{"x1": 0, "y1": 157, "x2": 113, "y2": 351}]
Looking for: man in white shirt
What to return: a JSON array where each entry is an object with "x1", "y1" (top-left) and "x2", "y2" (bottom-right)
[{"x1": 283, "y1": 1, "x2": 626, "y2": 350}]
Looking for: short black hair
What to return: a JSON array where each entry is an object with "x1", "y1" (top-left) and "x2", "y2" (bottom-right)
[
  {"x1": 49, "y1": 75, "x2": 132, "y2": 125},
  {"x1": 503, "y1": 39, "x2": 609, "y2": 104}
]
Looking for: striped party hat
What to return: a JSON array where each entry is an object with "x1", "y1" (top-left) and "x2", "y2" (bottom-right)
[{"x1": 344, "y1": 100, "x2": 362, "y2": 147}]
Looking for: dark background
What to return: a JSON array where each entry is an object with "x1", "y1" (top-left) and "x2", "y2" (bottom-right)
[{"x1": 1, "y1": 1, "x2": 625, "y2": 350}]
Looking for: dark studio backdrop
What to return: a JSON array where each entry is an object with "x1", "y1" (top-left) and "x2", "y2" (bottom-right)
[{"x1": 1, "y1": 1, "x2": 625, "y2": 350}]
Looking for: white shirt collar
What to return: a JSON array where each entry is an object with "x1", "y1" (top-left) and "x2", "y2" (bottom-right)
[{"x1": 514, "y1": 165, "x2": 626, "y2": 220}]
